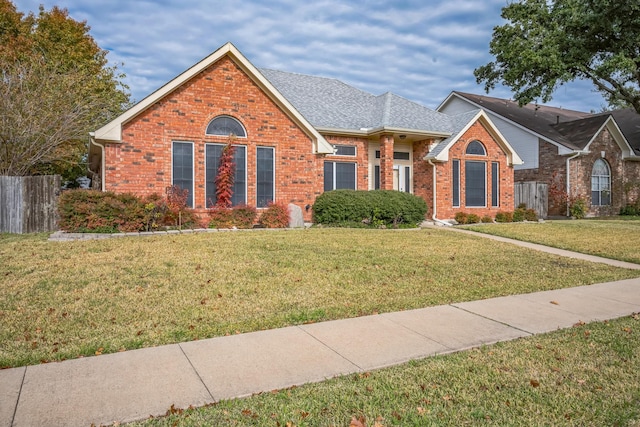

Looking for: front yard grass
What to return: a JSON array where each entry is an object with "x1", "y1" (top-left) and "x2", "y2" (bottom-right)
[
  {"x1": 1, "y1": 228, "x2": 638, "y2": 368},
  {"x1": 462, "y1": 219, "x2": 640, "y2": 264},
  {"x1": 131, "y1": 314, "x2": 640, "y2": 427}
]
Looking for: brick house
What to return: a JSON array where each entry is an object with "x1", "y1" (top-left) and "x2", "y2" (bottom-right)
[
  {"x1": 89, "y1": 43, "x2": 522, "y2": 223},
  {"x1": 438, "y1": 92, "x2": 640, "y2": 216}
]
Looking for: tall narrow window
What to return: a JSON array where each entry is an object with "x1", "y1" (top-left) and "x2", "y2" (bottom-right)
[
  {"x1": 257, "y1": 147, "x2": 275, "y2": 208},
  {"x1": 324, "y1": 161, "x2": 356, "y2": 191},
  {"x1": 374, "y1": 165, "x2": 380, "y2": 190},
  {"x1": 172, "y1": 142, "x2": 193, "y2": 208},
  {"x1": 591, "y1": 159, "x2": 611, "y2": 206},
  {"x1": 452, "y1": 160, "x2": 460, "y2": 207},
  {"x1": 491, "y1": 162, "x2": 499, "y2": 207},
  {"x1": 465, "y1": 161, "x2": 486, "y2": 207},
  {"x1": 205, "y1": 144, "x2": 247, "y2": 207}
]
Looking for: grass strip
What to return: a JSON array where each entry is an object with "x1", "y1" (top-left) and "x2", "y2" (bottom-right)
[{"x1": 461, "y1": 219, "x2": 640, "y2": 264}]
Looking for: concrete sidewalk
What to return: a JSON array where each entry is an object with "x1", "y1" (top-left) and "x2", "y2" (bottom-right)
[{"x1": 2, "y1": 233, "x2": 640, "y2": 426}]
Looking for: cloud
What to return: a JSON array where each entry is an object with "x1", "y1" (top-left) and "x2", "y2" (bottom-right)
[{"x1": 12, "y1": 0, "x2": 606, "y2": 111}]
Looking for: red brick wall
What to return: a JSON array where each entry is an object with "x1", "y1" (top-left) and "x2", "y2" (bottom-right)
[
  {"x1": 413, "y1": 139, "x2": 434, "y2": 217},
  {"x1": 434, "y1": 121, "x2": 515, "y2": 219},
  {"x1": 572, "y1": 128, "x2": 624, "y2": 216},
  {"x1": 323, "y1": 135, "x2": 370, "y2": 190},
  {"x1": 103, "y1": 56, "x2": 324, "y2": 221},
  {"x1": 623, "y1": 161, "x2": 640, "y2": 206}
]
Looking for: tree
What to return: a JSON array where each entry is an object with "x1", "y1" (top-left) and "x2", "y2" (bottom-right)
[
  {"x1": 0, "y1": 1, "x2": 129, "y2": 177},
  {"x1": 474, "y1": 0, "x2": 640, "y2": 114}
]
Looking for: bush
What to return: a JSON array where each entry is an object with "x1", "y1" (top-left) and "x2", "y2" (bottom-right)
[
  {"x1": 209, "y1": 204, "x2": 257, "y2": 229},
  {"x1": 467, "y1": 213, "x2": 480, "y2": 224},
  {"x1": 58, "y1": 189, "x2": 200, "y2": 233},
  {"x1": 259, "y1": 202, "x2": 290, "y2": 228},
  {"x1": 524, "y1": 208, "x2": 538, "y2": 221},
  {"x1": 495, "y1": 211, "x2": 513, "y2": 223},
  {"x1": 312, "y1": 190, "x2": 427, "y2": 228},
  {"x1": 481, "y1": 215, "x2": 493, "y2": 223},
  {"x1": 512, "y1": 208, "x2": 525, "y2": 222},
  {"x1": 454, "y1": 212, "x2": 468, "y2": 224},
  {"x1": 620, "y1": 202, "x2": 640, "y2": 216},
  {"x1": 569, "y1": 197, "x2": 587, "y2": 219}
]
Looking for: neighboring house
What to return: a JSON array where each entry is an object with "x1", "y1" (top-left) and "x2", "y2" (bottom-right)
[
  {"x1": 89, "y1": 43, "x2": 522, "y2": 223},
  {"x1": 438, "y1": 92, "x2": 640, "y2": 216}
]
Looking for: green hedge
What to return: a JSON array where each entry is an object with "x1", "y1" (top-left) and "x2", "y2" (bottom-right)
[{"x1": 312, "y1": 190, "x2": 427, "y2": 227}]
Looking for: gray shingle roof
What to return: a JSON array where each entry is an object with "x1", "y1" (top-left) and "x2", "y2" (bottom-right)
[
  {"x1": 427, "y1": 110, "x2": 482, "y2": 158},
  {"x1": 259, "y1": 68, "x2": 452, "y2": 134}
]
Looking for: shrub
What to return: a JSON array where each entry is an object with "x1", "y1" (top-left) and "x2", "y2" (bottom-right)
[
  {"x1": 209, "y1": 204, "x2": 257, "y2": 229},
  {"x1": 495, "y1": 211, "x2": 513, "y2": 223},
  {"x1": 312, "y1": 190, "x2": 427, "y2": 228},
  {"x1": 512, "y1": 208, "x2": 525, "y2": 222},
  {"x1": 454, "y1": 212, "x2": 468, "y2": 224},
  {"x1": 481, "y1": 215, "x2": 493, "y2": 223},
  {"x1": 232, "y1": 205, "x2": 257, "y2": 228},
  {"x1": 259, "y1": 202, "x2": 290, "y2": 228},
  {"x1": 569, "y1": 197, "x2": 587, "y2": 219},
  {"x1": 58, "y1": 189, "x2": 200, "y2": 233},
  {"x1": 524, "y1": 208, "x2": 538, "y2": 221},
  {"x1": 466, "y1": 213, "x2": 480, "y2": 224}
]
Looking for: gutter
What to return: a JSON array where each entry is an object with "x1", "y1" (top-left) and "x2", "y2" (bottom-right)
[
  {"x1": 88, "y1": 133, "x2": 106, "y2": 192},
  {"x1": 427, "y1": 159, "x2": 451, "y2": 226}
]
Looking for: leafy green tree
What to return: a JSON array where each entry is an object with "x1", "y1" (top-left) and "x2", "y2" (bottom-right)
[
  {"x1": 0, "y1": 1, "x2": 129, "y2": 177},
  {"x1": 475, "y1": 0, "x2": 640, "y2": 113}
]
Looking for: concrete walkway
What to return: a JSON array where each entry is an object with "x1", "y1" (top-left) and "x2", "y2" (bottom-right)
[{"x1": 2, "y1": 232, "x2": 640, "y2": 426}]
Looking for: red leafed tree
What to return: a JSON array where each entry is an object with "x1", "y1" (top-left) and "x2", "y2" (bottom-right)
[{"x1": 215, "y1": 137, "x2": 236, "y2": 208}]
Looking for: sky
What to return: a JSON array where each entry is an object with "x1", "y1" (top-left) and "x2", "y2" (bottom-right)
[{"x1": 13, "y1": 0, "x2": 607, "y2": 113}]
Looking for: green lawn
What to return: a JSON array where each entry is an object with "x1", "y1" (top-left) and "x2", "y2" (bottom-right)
[
  {"x1": 131, "y1": 314, "x2": 640, "y2": 427},
  {"x1": 1, "y1": 228, "x2": 638, "y2": 368},
  {"x1": 462, "y1": 219, "x2": 640, "y2": 264}
]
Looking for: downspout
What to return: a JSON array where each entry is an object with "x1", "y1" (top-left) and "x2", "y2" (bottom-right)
[
  {"x1": 565, "y1": 151, "x2": 583, "y2": 216},
  {"x1": 89, "y1": 133, "x2": 106, "y2": 191},
  {"x1": 427, "y1": 159, "x2": 451, "y2": 226}
]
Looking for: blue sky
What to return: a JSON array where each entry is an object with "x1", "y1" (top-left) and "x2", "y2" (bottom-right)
[{"x1": 14, "y1": 0, "x2": 607, "y2": 112}]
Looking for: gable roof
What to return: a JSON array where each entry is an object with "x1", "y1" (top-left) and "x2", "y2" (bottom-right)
[
  {"x1": 441, "y1": 92, "x2": 592, "y2": 150},
  {"x1": 608, "y1": 109, "x2": 640, "y2": 156},
  {"x1": 92, "y1": 42, "x2": 334, "y2": 154},
  {"x1": 426, "y1": 109, "x2": 523, "y2": 166},
  {"x1": 259, "y1": 68, "x2": 452, "y2": 137},
  {"x1": 443, "y1": 91, "x2": 640, "y2": 160}
]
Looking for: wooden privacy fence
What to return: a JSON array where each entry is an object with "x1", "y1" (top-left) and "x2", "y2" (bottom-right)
[
  {"x1": 0, "y1": 175, "x2": 61, "y2": 233},
  {"x1": 515, "y1": 181, "x2": 548, "y2": 219}
]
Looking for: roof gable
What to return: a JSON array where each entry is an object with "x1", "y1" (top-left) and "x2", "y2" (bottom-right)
[
  {"x1": 92, "y1": 43, "x2": 334, "y2": 154},
  {"x1": 426, "y1": 109, "x2": 523, "y2": 166}
]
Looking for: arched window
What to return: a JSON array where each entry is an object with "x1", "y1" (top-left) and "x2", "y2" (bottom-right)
[
  {"x1": 465, "y1": 140, "x2": 486, "y2": 155},
  {"x1": 205, "y1": 115, "x2": 247, "y2": 137},
  {"x1": 591, "y1": 159, "x2": 611, "y2": 206}
]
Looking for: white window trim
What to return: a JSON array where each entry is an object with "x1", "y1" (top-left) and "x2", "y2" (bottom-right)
[
  {"x1": 204, "y1": 142, "x2": 248, "y2": 207},
  {"x1": 329, "y1": 144, "x2": 357, "y2": 157},
  {"x1": 326, "y1": 161, "x2": 357, "y2": 191},
  {"x1": 452, "y1": 159, "x2": 460, "y2": 208},
  {"x1": 171, "y1": 141, "x2": 195, "y2": 208},
  {"x1": 465, "y1": 160, "x2": 487, "y2": 208},
  {"x1": 257, "y1": 146, "x2": 276, "y2": 208}
]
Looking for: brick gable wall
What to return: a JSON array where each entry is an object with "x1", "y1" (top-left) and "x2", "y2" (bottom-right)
[
  {"x1": 103, "y1": 56, "x2": 324, "y2": 221},
  {"x1": 428, "y1": 121, "x2": 515, "y2": 220}
]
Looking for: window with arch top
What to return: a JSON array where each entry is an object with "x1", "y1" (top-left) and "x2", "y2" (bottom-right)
[
  {"x1": 206, "y1": 115, "x2": 247, "y2": 137},
  {"x1": 465, "y1": 140, "x2": 486, "y2": 156},
  {"x1": 591, "y1": 158, "x2": 611, "y2": 206}
]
